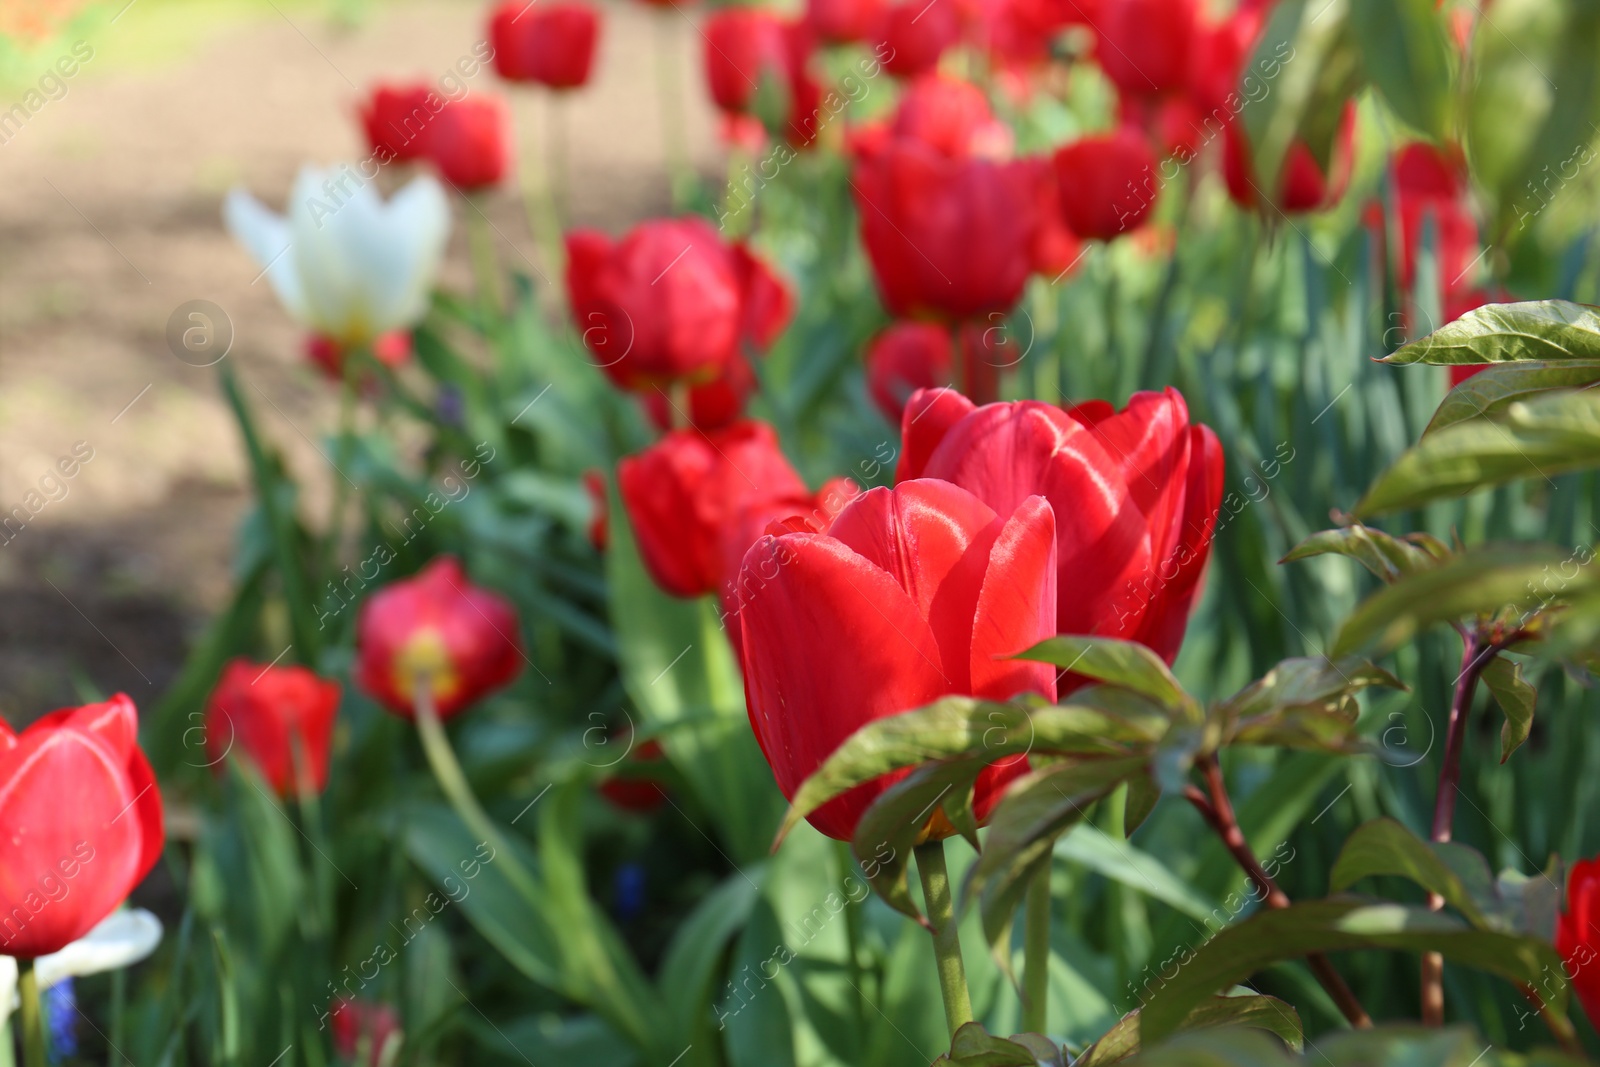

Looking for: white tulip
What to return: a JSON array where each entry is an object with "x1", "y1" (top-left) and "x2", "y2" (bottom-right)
[
  {"x1": 0, "y1": 909, "x2": 163, "y2": 1030},
  {"x1": 224, "y1": 164, "x2": 451, "y2": 347}
]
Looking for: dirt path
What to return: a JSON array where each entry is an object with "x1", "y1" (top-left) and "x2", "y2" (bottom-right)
[{"x1": 0, "y1": 0, "x2": 722, "y2": 713}]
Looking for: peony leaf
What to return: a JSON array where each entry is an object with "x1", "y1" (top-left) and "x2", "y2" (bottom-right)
[{"x1": 1075, "y1": 994, "x2": 1302, "y2": 1067}]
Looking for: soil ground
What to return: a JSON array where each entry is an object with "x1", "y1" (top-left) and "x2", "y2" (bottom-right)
[{"x1": 0, "y1": 0, "x2": 721, "y2": 714}]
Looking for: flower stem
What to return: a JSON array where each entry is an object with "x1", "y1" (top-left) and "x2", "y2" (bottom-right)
[
  {"x1": 915, "y1": 839, "x2": 973, "y2": 1040},
  {"x1": 18, "y1": 960, "x2": 46, "y2": 1067},
  {"x1": 1185, "y1": 755, "x2": 1372, "y2": 1029},
  {"x1": 1422, "y1": 631, "x2": 1495, "y2": 1025},
  {"x1": 1021, "y1": 862, "x2": 1051, "y2": 1034},
  {"x1": 465, "y1": 197, "x2": 504, "y2": 320},
  {"x1": 412, "y1": 685, "x2": 541, "y2": 904}
]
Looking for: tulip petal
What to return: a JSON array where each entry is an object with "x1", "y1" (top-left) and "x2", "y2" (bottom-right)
[
  {"x1": 1132, "y1": 423, "x2": 1225, "y2": 663},
  {"x1": 739, "y1": 532, "x2": 949, "y2": 840},
  {"x1": 970, "y1": 495, "x2": 1057, "y2": 701},
  {"x1": 828, "y1": 481, "x2": 1000, "y2": 694},
  {"x1": 223, "y1": 189, "x2": 311, "y2": 325},
  {"x1": 896, "y1": 385, "x2": 976, "y2": 481},
  {"x1": 1073, "y1": 388, "x2": 1192, "y2": 553}
]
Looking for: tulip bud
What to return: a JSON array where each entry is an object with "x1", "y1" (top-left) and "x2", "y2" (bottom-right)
[
  {"x1": 807, "y1": 0, "x2": 887, "y2": 45},
  {"x1": 867, "y1": 321, "x2": 955, "y2": 423},
  {"x1": 1558, "y1": 858, "x2": 1600, "y2": 1029},
  {"x1": 355, "y1": 557, "x2": 524, "y2": 719},
  {"x1": 424, "y1": 96, "x2": 512, "y2": 190},
  {"x1": 203, "y1": 659, "x2": 341, "y2": 797},
  {"x1": 1222, "y1": 104, "x2": 1356, "y2": 215},
  {"x1": 359, "y1": 83, "x2": 438, "y2": 163},
  {"x1": 1052, "y1": 127, "x2": 1159, "y2": 241},
  {"x1": 0, "y1": 695, "x2": 164, "y2": 959},
  {"x1": 490, "y1": 0, "x2": 601, "y2": 90},
  {"x1": 1095, "y1": 0, "x2": 1197, "y2": 100}
]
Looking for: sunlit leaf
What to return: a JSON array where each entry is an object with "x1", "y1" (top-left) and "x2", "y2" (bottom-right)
[
  {"x1": 1076, "y1": 995, "x2": 1302, "y2": 1067},
  {"x1": 1281, "y1": 525, "x2": 1449, "y2": 583},
  {"x1": 1016, "y1": 637, "x2": 1195, "y2": 716}
]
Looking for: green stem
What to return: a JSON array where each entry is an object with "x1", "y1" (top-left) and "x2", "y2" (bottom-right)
[
  {"x1": 320, "y1": 370, "x2": 358, "y2": 579},
  {"x1": 18, "y1": 960, "x2": 45, "y2": 1067},
  {"x1": 412, "y1": 686, "x2": 542, "y2": 904},
  {"x1": 653, "y1": 12, "x2": 691, "y2": 208},
  {"x1": 915, "y1": 840, "x2": 973, "y2": 1039},
  {"x1": 465, "y1": 198, "x2": 504, "y2": 321},
  {"x1": 835, "y1": 840, "x2": 868, "y2": 1040},
  {"x1": 1021, "y1": 864, "x2": 1051, "y2": 1034}
]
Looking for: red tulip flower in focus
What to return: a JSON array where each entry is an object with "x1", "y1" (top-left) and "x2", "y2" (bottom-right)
[
  {"x1": 872, "y1": 0, "x2": 962, "y2": 78},
  {"x1": 853, "y1": 138, "x2": 1038, "y2": 321},
  {"x1": 868, "y1": 320, "x2": 954, "y2": 423},
  {"x1": 1223, "y1": 103, "x2": 1357, "y2": 214},
  {"x1": 899, "y1": 386, "x2": 1224, "y2": 664},
  {"x1": 0, "y1": 695, "x2": 164, "y2": 959},
  {"x1": 355, "y1": 556, "x2": 524, "y2": 719},
  {"x1": 1557, "y1": 857, "x2": 1600, "y2": 1029},
  {"x1": 807, "y1": 0, "x2": 886, "y2": 45},
  {"x1": 1053, "y1": 128, "x2": 1159, "y2": 241},
  {"x1": 361, "y1": 83, "x2": 437, "y2": 163},
  {"x1": 738, "y1": 479, "x2": 1056, "y2": 839},
  {"x1": 204, "y1": 658, "x2": 341, "y2": 796},
  {"x1": 566, "y1": 219, "x2": 794, "y2": 393},
  {"x1": 424, "y1": 96, "x2": 512, "y2": 189},
  {"x1": 330, "y1": 997, "x2": 402, "y2": 1067},
  {"x1": 617, "y1": 420, "x2": 809, "y2": 598},
  {"x1": 1095, "y1": 0, "x2": 1197, "y2": 100},
  {"x1": 490, "y1": 0, "x2": 601, "y2": 90}
]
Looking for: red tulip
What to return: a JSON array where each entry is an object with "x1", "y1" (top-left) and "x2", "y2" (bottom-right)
[
  {"x1": 1095, "y1": 0, "x2": 1197, "y2": 100},
  {"x1": 583, "y1": 469, "x2": 610, "y2": 551},
  {"x1": 980, "y1": 0, "x2": 1098, "y2": 71},
  {"x1": 0, "y1": 695, "x2": 164, "y2": 959},
  {"x1": 642, "y1": 354, "x2": 757, "y2": 432},
  {"x1": 868, "y1": 320, "x2": 955, "y2": 422},
  {"x1": 490, "y1": 0, "x2": 601, "y2": 90},
  {"x1": 739, "y1": 479, "x2": 1056, "y2": 840},
  {"x1": 330, "y1": 997, "x2": 402, "y2": 1067},
  {"x1": 566, "y1": 219, "x2": 792, "y2": 392},
  {"x1": 1052, "y1": 127, "x2": 1159, "y2": 241},
  {"x1": 598, "y1": 738, "x2": 670, "y2": 813},
  {"x1": 424, "y1": 96, "x2": 511, "y2": 189},
  {"x1": 1188, "y1": 5, "x2": 1268, "y2": 121},
  {"x1": 854, "y1": 137, "x2": 1038, "y2": 319},
  {"x1": 1558, "y1": 857, "x2": 1600, "y2": 1029},
  {"x1": 1223, "y1": 104, "x2": 1356, "y2": 214},
  {"x1": 872, "y1": 0, "x2": 962, "y2": 78},
  {"x1": 1378, "y1": 142, "x2": 1480, "y2": 295},
  {"x1": 890, "y1": 73, "x2": 1012, "y2": 159},
  {"x1": 355, "y1": 556, "x2": 524, "y2": 719},
  {"x1": 704, "y1": 8, "x2": 789, "y2": 114},
  {"x1": 1025, "y1": 155, "x2": 1084, "y2": 278},
  {"x1": 360, "y1": 83, "x2": 437, "y2": 163},
  {"x1": 717, "y1": 475, "x2": 859, "y2": 630},
  {"x1": 204, "y1": 659, "x2": 341, "y2": 796},
  {"x1": 899, "y1": 386, "x2": 1224, "y2": 664},
  {"x1": 807, "y1": 0, "x2": 886, "y2": 44},
  {"x1": 618, "y1": 420, "x2": 809, "y2": 598}
]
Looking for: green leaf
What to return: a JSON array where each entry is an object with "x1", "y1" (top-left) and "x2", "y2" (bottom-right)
[
  {"x1": 1243, "y1": 0, "x2": 1365, "y2": 198},
  {"x1": 1331, "y1": 545, "x2": 1572, "y2": 656},
  {"x1": 1349, "y1": 0, "x2": 1455, "y2": 139},
  {"x1": 1122, "y1": 774, "x2": 1162, "y2": 837},
  {"x1": 1281, "y1": 525, "x2": 1448, "y2": 582},
  {"x1": 1327, "y1": 818, "x2": 1489, "y2": 927},
  {"x1": 1138, "y1": 900, "x2": 1566, "y2": 1044},
  {"x1": 656, "y1": 869, "x2": 764, "y2": 1052},
  {"x1": 1076, "y1": 995, "x2": 1303, "y2": 1067},
  {"x1": 851, "y1": 758, "x2": 991, "y2": 921},
  {"x1": 1384, "y1": 300, "x2": 1600, "y2": 366},
  {"x1": 1427, "y1": 362, "x2": 1600, "y2": 434},
  {"x1": 1355, "y1": 388, "x2": 1600, "y2": 515},
  {"x1": 964, "y1": 759, "x2": 1148, "y2": 954},
  {"x1": 1117, "y1": 1025, "x2": 1576, "y2": 1067},
  {"x1": 1481, "y1": 655, "x2": 1537, "y2": 763},
  {"x1": 779, "y1": 694, "x2": 1164, "y2": 844},
  {"x1": 1016, "y1": 637, "x2": 1195, "y2": 717},
  {"x1": 1055, "y1": 825, "x2": 1220, "y2": 922},
  {"x1": 1216, "y1": 656, "x2": 1405, "y2": 751},
  {"x1": 932, "y1": 1023, "x2": 1063, "y2": 1067},
  {"x1": 1463, "y1": 0, "x2": 1600, "y2": 242}
]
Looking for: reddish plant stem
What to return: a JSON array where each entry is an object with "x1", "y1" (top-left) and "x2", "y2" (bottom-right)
[
  {"x1": 1185, "y1": 754, "x2": 1373, "y2": 1029},
  {"x1": 1422, "y1": 632, "x2": 1495, "y2": 1026}
]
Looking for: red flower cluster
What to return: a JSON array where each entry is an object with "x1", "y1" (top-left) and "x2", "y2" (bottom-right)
[
  {"x1": 735, "y1": 386, "x2": 1221, "y2": 839},
  {"x1": 0, "y1": 695, "x2": 164, "y2": 958}
]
